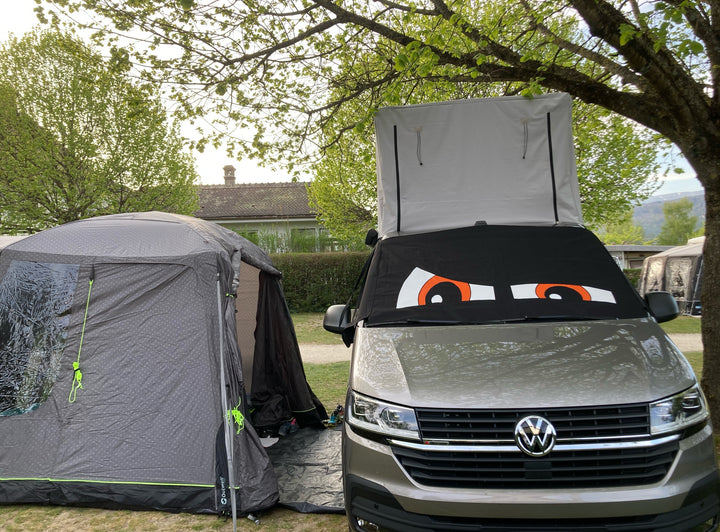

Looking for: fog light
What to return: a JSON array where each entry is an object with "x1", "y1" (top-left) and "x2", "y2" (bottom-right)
[{"x1": 355, "y1": 516, "x2": 380, "y2": 531}]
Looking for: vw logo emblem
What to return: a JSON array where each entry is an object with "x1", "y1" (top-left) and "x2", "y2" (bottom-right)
[{"x1": 514, "y1": 415, "x2": 557, "y2": 457}]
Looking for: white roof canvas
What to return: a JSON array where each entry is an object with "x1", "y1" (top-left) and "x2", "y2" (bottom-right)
[{"x1": 374, "y1": 93, "x2": 583, "y2": 237}]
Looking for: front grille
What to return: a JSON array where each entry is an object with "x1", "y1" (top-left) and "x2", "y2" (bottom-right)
[
  {"x1": 416, "y1": 404, "x2": 650, "y2": 442},
  {"x1": 393, "y1": 439, "x2": 679, "y2": 489},
  {"x1": 395, "y1": 404, "x2": 677, "y2": 489}
]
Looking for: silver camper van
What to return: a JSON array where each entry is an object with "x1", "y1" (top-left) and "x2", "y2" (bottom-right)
[
  {"x1": 324, "y1": 94, "x2": 719, "y2": 531},
  {"x1": 325, "y1": 224, "x2": 719, "y2": 531}
]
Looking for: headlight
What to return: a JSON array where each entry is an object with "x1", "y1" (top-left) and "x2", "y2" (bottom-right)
[
  {"x1": 347, "y1": 391, "x2": 420, "y2": 440},
  {"x1": 650, "y1": 384, "x2": 709, "y2": 435}
]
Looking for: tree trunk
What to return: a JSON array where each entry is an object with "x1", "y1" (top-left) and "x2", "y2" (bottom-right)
[{"x1": 700, "y1": 175, "x2": 720, "y2": 429}]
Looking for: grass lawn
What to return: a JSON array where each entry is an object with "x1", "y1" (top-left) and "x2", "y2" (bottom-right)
[
  {"x1": 660, "y1": 314, "x2": 702, "y2": 334},
  {"x1": 304, "y1": 361, "x2": 350, "y2": 409},
  {"x1": 0, "y1": 504, "x2": 346, "y2": 531},
  {"x1": 291, "y1": 313, "x2": 344, "y2": 345}
]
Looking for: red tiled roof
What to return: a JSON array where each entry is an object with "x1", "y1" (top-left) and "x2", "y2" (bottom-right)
[{"x1": 195, "y1": 182, "x2": 314, "y2": 221}]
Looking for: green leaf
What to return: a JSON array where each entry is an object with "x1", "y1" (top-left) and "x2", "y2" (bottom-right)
[{"x1": 618, "y1": 24, "x2": 638, "y2": 46}]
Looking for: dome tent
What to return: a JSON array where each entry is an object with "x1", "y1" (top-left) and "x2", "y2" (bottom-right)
[{"x1": 0, "y1": 212, "x2": 326, "y2": 516}]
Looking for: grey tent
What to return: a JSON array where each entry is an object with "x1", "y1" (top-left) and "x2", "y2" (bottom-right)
[
  {"x1": 0, "y1": 212, "x2": 326, "y2": 515},
  {"x1": 638, "y1": 236, "x2": 704, "y2": 315}
]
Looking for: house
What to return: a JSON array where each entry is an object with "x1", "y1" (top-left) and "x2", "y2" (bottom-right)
[
  {"x1": 195, "y1": 166, "x2": 324, "y2": 252},
  {"x1": 604, "y1": 244, "x2": 673, "y2": 269}
]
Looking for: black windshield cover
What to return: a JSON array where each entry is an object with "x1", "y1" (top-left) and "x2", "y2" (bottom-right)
[{"x1": 358, "y1": 225, "x2": 646, "y2": 325}]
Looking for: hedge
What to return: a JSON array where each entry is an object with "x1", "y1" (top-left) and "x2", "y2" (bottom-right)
[
  {"x1": 271, "y1": 251, "x2": 370, "y2": 313},
  {"x1": 624, "y1": 268, "x2": 641, "y2": 289},
  {"x1": 272, "y1": 255, "x2": 644, "y2": 313}
]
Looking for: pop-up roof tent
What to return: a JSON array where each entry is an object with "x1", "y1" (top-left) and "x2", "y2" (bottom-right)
[
  {"x1": 0, "y1": 212, "x2": 326, "y2": 516},
  {"x1": 639, "y1": 236, "x2": 704, "y2": 316},
  {"x1": 374, "y1": 93, "x2": 582, "y2": 237}
]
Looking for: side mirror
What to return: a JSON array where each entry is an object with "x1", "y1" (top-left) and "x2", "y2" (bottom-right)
[
  {"x1": 323, "y1": 304, "x2": 352, "y2": 334},
  {"x1": 323, "y1": 304, "x2": 355, "y2": 347},
  {"x1": 645, "y1": 291, "x2": 680, "y2": 323}
]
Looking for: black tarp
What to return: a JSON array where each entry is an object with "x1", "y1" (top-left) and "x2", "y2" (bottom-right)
[
  {"x1": 265, "y1": 427, "x2": 344, "y2": 513},
  {"x1": 251, "y1": 273, "x2": 327, "y2": 432},
  {"x1": 357, "y1": 225, "x2": 648, "y2": 326}
]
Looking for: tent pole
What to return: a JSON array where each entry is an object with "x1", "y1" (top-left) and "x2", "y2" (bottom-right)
[{"x1": 217, "y1": 274, "x2": 238, "y2": 532}]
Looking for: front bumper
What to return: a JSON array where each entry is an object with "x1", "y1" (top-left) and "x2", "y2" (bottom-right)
[{"x1": 344, "y1": 423, "x2": 720, "y2": 531}]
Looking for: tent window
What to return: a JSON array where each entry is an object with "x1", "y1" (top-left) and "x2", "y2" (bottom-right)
[
  {"x1": 0, "y1": 260, "x2": 78, "y2": 416},
  {"x1": 665, "y1": 258, "x2": 693, "y2": 300},
  {"x1": 645, "y1": 258, "x2": 665, "y2": 292}
]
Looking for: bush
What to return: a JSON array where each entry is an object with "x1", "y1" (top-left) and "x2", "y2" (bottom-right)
[
  {"x1": 272, "y1": 251, "x2": 370, "y2": 312},
  {"x1": 624, "y1": 268, "x2": 641, "y2": 288}
]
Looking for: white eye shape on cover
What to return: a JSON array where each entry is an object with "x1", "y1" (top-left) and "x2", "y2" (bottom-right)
[
  {"x1": 396, "y1": 267, "x2": 495, "y2": 309},
  {"x1": 511, "y1": 283, "x2": 616, "y2": 303}
]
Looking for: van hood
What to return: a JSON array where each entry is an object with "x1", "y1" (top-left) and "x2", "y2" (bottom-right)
[{"x1": 350, "y1": 319, "x2": 696, "y2": 409}]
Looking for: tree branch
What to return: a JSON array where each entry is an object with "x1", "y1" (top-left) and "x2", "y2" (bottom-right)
[
  {"x1": 570, "y1": 0, "x2": 710, "y2": 131},
  {"x1": 518, "y1": 0, "x2": 647, "y2": 90},
  {"x1": 373, "y1": 0, "x2": 439, "y2": 16},
  {"x1": 662, "y1": 0, "x2": 720, "y2": 84}
]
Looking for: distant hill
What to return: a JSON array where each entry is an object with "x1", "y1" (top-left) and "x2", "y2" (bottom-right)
[{"x1": 633, "y1": 191, "x2": 705, "y2": 239}]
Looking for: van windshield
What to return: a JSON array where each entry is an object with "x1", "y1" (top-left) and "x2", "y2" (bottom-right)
[{"x1": 357, "y1": 225, "x2": 647, "y2": 326}]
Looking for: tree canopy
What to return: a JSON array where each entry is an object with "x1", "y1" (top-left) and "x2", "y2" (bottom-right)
[
  {"x1": 596, "y1": 210, "x2": 646, "y2": 245},
  {"x1": 657, "y1": 197, "x2": 702, "y2": 245},
  {"x1": 0, "y1": 29, "x2": 198, "y2": 234},
  {"x1": 36, "y1": 0, "x2": 720, "y2": 423}
]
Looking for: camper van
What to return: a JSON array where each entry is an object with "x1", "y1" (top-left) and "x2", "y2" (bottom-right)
[{"x1": 324, "y1": 95, "x2": 720, "y2": 531}]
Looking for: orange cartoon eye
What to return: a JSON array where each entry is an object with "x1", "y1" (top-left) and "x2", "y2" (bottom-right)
[
  {"x1": 397, "y1": 268, "x2": 495, "y2": 309},
  {"x1": 535, "y1": 283, "x2": 591, "y2": 301},
  {"x1": 418, "y1": 275, "x2": 472, "y2": 305},
  {"x1": 511, "y1": 283, "x2": 615, "y2": 303}
]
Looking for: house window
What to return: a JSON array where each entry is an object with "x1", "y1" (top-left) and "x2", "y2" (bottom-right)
[
  {"x1": 290, "y1": 228, "x2": 320, "y2": 252},
  {"x1": 0, "y1": 260, "x2": 78, "y2": 415}
]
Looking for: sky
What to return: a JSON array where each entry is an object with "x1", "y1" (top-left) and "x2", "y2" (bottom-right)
[{"x1": 0, "y1": 2, "x2": 704, "y2": 195}]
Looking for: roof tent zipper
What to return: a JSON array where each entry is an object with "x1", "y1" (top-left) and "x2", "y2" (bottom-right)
[
  {"x1": 394, "y1": 125, "x2": 402, "y2": 233},
  {"x1": 546, "y1": 112, "x2": 559, "y2": 223}
]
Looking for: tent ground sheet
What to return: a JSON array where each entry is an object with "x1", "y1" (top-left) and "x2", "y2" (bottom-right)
[{"x1": 265, "y1": 427, "x2": 344, "y2": 513}]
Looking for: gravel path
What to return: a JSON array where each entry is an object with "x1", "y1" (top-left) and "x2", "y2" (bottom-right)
[
  {"x1": 668, "y1": 333, "x2": 703, "y2": 353},
  {"x1": 299, "y1": 334, "x2": 703, "y2": 364},
  {"x1": 300, "y1": 343, "x2": 351, "y2": 364}
]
